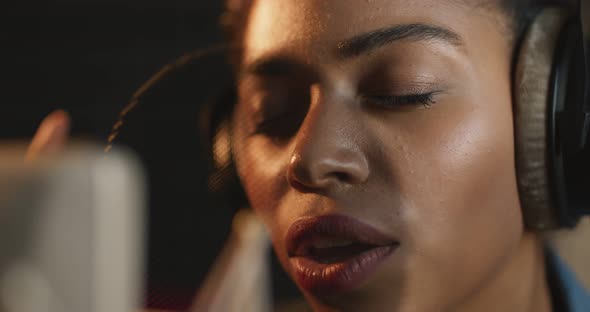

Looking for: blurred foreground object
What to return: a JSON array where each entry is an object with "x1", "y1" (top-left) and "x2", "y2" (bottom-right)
[
  {"x1": 192, "y1": 209, "x2": 271, "y2": 312},
  {"x1": 0, "y1": 144, "x2": 145, "y2": 312}
]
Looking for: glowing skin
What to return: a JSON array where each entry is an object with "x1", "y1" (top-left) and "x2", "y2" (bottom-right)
[{"x1": 230, "y1": 1, "x2": 552, "y2": 311}]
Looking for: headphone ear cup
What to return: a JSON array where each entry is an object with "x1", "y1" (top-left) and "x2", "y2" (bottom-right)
[{"x1": 514, "y1": 8, "x2": 570, "y2": 230}]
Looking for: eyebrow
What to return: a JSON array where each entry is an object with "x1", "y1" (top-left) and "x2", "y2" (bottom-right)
[
  {"x1": 242, "y1": 56, "x2": 301, "y2": 77},
  {"x1": 241, "y1": 23, "x2": 463, "y2": 78},
  {"x1": 337, "y1": 23, "x2": 463, "y2": 58}
]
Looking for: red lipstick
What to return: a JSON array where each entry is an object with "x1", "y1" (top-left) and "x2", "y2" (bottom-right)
[{"x1": 285, "y1": 214, "x2": 398, "y2": 295}]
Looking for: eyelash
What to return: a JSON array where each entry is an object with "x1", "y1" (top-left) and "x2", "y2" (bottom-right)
[
  {"x1": 363, "y1": 91, "x2": 439, "y2": 108},
  {"x1": 251, "y1": 91, "x2": 440, "y2": 137}
]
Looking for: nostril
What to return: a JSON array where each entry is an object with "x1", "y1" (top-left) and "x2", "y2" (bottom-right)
[
  {"x1": 287, "y1": 165, "x2": 359, "y2": 194},
  {"x1": 286, "y1": 161, "x2": 335, "y2": 194},
  {"x1": 332, "y1": 172, "x2": 352, "y2": 183},
  {"x1": 289, "y1": 178, "x2": 317, "y2": 194},
  {"x1": 287, "y1": 150, "x2": 370, "y2": 193}
]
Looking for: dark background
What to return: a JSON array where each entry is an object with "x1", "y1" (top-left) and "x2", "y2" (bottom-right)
[
  {"x1": 2, "y1": 0, "x2": 223, "y2": 139},
  {"x1": 1, "y1": 0, "x2": 300, "y2": 309}
]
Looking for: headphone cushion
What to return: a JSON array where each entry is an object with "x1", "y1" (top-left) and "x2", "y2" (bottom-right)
[{"x1": 514, "y1": 8, "x2": 569, "y2": 229}]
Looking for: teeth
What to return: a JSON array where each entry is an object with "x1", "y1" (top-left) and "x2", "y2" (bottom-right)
[{"x1": 311, "y1": 238, "x2": 354, "y2": 249}]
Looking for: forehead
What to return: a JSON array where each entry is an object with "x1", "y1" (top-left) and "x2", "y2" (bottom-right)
[{"x1": 241, "y1": 0, "x2": 498, "y2": 64}]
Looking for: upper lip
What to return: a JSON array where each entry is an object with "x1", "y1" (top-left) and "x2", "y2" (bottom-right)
[{"x1": 286, "y1": 214, "x2": 398, "y2": 258}]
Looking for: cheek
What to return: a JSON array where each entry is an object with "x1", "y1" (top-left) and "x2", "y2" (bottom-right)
[
  {"x1": 231, "y1": 111, "x2": 292, "y2": 235},
  {"x1": 415, "y1": 106, "x2": 522, "y2": 242},
  {"x1": 391, "y1": 90, "x2": 523, "y2": 301}
]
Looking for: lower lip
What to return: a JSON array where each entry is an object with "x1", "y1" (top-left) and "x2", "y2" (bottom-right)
[{"x1": 289, "y1": 244, "x2": 398, "y2": 296}]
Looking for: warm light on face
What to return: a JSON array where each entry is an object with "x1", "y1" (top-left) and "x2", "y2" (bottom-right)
[{"x1": 230, "y1": 1, "x2": 536, "y2": 311}]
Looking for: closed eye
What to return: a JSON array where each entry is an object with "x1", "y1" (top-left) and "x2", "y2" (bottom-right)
[{"x1": 363, "y1": 91, "x2": 441, "y2": 109}]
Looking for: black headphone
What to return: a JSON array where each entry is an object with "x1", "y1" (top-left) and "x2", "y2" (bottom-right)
[
  {"x1": 107, "y1": 1, "x2": 590, "y2": 230},
  {"x1": 514, "y1": 1, "x2": 590, "y2": 229}
]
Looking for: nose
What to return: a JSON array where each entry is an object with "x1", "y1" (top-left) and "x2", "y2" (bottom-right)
[{"x1": 286, "y1": 91, "x2": 369, "y2": 195}]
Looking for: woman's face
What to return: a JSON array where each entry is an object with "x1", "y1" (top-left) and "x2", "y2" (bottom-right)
[{"x1": 231, "y1": 0, "x2": 524, "y2": 311}]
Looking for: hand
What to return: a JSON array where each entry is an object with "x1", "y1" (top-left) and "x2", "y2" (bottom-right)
[{"x1": 24, "y1": 110, "x2": 71, "y2": 162}]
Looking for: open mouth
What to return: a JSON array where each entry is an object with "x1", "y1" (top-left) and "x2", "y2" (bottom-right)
[
  {"x1": 294, "y1": 238, "x2": 385, "y2": 263},
  {"x1": 286, "y1": 215, "x2": 399, "y2": 295}
]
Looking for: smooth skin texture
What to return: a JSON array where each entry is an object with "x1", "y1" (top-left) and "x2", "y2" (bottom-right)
[{"x1": 230, "y1": 1, "x2": 553, "y2": 311}]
